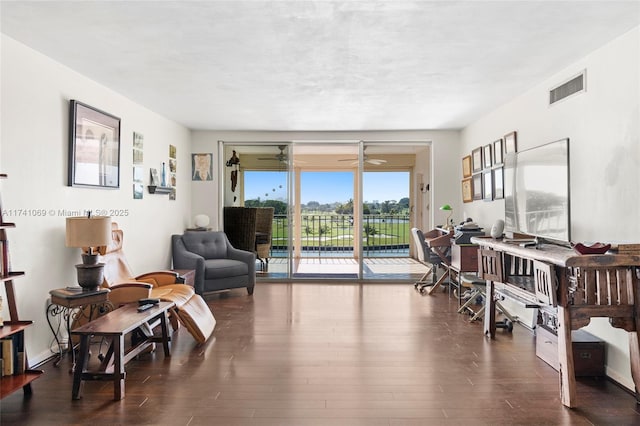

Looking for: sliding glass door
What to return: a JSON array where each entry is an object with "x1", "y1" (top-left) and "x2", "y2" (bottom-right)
[
  {"x1": 291, "y1": 142, "x2": 360, "y2": 278},
  {"x1": 220, "y1": 140, "x2": 431, "y2": 281}
]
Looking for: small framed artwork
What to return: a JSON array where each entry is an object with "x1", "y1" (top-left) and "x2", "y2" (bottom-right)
[
  {"x1": 68, "y1": 100, "x2": 121, "y2": 188},
  {"x1": 483, "y1": 144, "x2": 492, "y2": 169},
  {"x1": 133, "y1": 166, "x2": 143, "y2": 200},
  {"x1": 462, "y1": 155, "x2": 472, "y2": 178},
  {"x1": 504, "y1": 131, "x2": 517, "y2": 154},
  {"x1": 493, "y1": 139, "x2": 503, "y2": 166},
  {"x1": 133, "y1": 132, "x2": 144, "y2": 165},
  {"x1": 150, "y1": 168, "x2": 160, "y2": 186},
  {"x1": 493, "y1": 167, "x2": 504, "y2": 200},
  {"x1": 462, "y1": 178, "x2": 473, "y2": 203},
  {"x1": 472, "y1": 147, "x2": 483, "y2": 173},
  {"x1": 192, "y1": 153, "x2": 213, "y2": 181},
  {"x1": 483, "y1": 170, "x2": 493, "y2": 201},
  {"x1": 472, "y1": 173, "x2": 483, "y2": 200}
]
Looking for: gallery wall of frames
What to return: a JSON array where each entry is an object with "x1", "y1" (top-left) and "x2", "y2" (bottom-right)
[{"x1": 461, "y1": 131, "x2": 516, "y2": 203}]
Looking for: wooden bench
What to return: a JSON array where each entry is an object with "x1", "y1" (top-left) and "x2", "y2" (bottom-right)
[{"x1": 71, "y1": 301, "x2": 174, "y2": 400}]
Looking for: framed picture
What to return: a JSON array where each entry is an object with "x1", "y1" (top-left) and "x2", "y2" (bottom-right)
[
  {"x1": 493, "y1": 167, "x2": 504, "y2": 200},
  {"x1": 192, "y1": 153, "x2": 213, "y2": 181},
  {"x1": 462, "y1": 178, "x2": 473, "y2": 203},
  {"x1": 483, "y1": 170, "x2": 493, "y2": 201},
  {"x1": 472, "y1": 147, "x2": 483, "y2": 173},
  {"x1": 68, "y1": 100, "x2": 121, "y2": 188},
  {"x1": 462, "y1": 155, "x2": 472, "y2": 178},
  {"x1": 150, "y1": 168, "x2": 160, "y2": 186},
  {"x1": 133, "y1": 132, "x2": 144, "y2": 165},
  {"x1": 504, "y1": 131, "x2": 517, "y2": 154},
  {"x1": 483, "y1": 144, "x2": 492, "y2": 169},
  {"x1": 472, "y1": 173, "x2": 483, "y2": 200},
  {"x1": 493, "y1": 139, "x2": 503, "y2": 166}
]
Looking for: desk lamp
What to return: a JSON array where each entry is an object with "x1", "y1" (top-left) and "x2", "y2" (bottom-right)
[
  {"x1": 66, "y1": 214, "x2": 111, "y2": 291},
  {"x1": 439, "y1": 204, "x2": 453, "y2": 230}
]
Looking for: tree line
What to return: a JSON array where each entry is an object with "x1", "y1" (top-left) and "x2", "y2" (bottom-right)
[{"x1": 245, "y1": 197, "x2": 410, "y2": 215}]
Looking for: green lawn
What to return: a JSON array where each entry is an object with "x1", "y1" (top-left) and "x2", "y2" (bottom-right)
[{"x1": 271, "y1": 215, "x2": 410, "y2": 247}]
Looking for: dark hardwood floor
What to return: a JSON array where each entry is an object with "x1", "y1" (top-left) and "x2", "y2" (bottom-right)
[{"x1": 2, "y1": 282, "x2": 639, "y2": 425}]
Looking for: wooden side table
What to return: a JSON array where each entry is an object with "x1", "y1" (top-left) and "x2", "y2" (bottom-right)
[
  {"x1": 46, "y1": 288, "x2": 112, "y2": 369},
  {"x1": 171, "y1": 269, "x2": 195, "y2": 287}
]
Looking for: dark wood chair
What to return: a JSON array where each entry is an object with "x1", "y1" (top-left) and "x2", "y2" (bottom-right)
[{"x1": 477, "y1": 248, "x2": 514, "y2": 336}]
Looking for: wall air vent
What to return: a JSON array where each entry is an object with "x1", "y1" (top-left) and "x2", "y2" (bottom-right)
[{"x1": 549, "y1": 70, "x2": 586, "y2": 105}]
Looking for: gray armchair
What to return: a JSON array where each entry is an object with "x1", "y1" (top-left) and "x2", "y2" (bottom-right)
[{"x1": 172, "y1": 231, "x2": 256, "y2": 296}]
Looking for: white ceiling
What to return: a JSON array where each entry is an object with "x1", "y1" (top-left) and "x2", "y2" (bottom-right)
[{"x1": 1, "y1": 1, "x2": 638, "y2": 131}]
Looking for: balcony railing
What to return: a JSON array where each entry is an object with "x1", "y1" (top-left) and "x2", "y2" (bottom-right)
[{"x1": 271, "y1": 214, "x2": 410, "y2": 257}]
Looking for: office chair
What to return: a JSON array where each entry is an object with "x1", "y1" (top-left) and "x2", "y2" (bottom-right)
[
  {"x1": 412, "y1": 227, "x2": 436, "y2": 289},
  {"x1": 411, "y1": 227, "x2": 450, "y2": 294}
]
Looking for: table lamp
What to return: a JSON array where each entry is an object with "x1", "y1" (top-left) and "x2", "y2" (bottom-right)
[
  {"x1": 439, "y1": 204, "x2": 453, "y2": 230},
  {"x1": 194, "y1": 214, "x2": 210, "y2": 230},
  {"x1": 66, "y1": 214, "x2": 111, "y2": 291}
]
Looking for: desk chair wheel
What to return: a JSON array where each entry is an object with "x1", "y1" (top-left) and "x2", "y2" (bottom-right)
[
  {"x1": 505, "y1": 319, "x2": 513, "y2": 332},
  {"x1": 496, "y1": 319, "x2": 513, "y2": 332}
]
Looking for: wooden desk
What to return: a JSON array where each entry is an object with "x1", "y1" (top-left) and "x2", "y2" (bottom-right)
[
  {"x1": 471, "y1": 236, "x2": 640, "y2": 408},
  {"x1": 451, "y1": 244, "x2": 479, "y2": 272},
  {"x1": 71, "y1": 301, "x2": 174, "y2": 401}
]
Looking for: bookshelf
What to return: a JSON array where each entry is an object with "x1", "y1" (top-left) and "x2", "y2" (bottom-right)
[{"x1": 0, "y1": 173, "x2": 43, "y2": 399}]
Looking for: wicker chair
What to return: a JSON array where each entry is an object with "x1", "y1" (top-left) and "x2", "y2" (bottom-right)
[
  {"x1": 223, "y1": 207, "x2": 256, "y2": 252},
  {"x1": 223, "y1": 207, "x2": 274, "y2": 270},
  {"x1": 255, "y1": 207, "x2": 274, "y2": 270}
]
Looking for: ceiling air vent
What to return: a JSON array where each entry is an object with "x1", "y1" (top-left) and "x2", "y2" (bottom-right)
[{"x1": 549, "y1": 70, "x2": 586, "y2": 105}]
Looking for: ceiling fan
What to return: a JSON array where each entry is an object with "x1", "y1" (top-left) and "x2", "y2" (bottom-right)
[
  {"x1": 338, "y1": 147, "x2": 387, "y2": 165},
  {"x1": 257, "y1": 145, "x2": 288, "y2": 163}
]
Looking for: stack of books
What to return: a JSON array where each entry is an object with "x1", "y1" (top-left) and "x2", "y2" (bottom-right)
[{"x1": 1, "y1": 332, "x2": 25, "y2": 376}]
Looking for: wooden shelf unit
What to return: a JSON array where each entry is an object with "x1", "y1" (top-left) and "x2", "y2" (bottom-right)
[{"x1": 0, "y1": 173, "x2": 42, "y2": 399}]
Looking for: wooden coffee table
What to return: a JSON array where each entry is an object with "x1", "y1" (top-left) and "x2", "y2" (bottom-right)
[{"x1": 71, "y1": 301, "x2": 174, "y2": 401}]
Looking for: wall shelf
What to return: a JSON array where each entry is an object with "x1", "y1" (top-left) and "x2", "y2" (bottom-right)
[{"x1": 147, "y1": 186, "x2": 173, "y2": 194}]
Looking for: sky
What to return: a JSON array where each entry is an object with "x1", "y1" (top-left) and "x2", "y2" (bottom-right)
[{"x1": 244, "y1": 171, "x2": 409, "y2": 204}]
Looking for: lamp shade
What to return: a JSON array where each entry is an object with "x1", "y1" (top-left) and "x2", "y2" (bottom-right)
[
  {"x1": 439, "y1": 204, "x2": 453, "y2": 211},
  {"x1": 194, "y1": 214, "x2": 210, "y2": 228},
  {"x1": 65, "y1": 216, "x2": 111, "y2": 248}
]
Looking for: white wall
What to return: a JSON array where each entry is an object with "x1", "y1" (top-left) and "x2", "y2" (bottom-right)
[
  {"x1": 460, "y1": 27, "x2": 640, "y2": 389},
  {"x1": 0, "y1": 35, "x2": 192, "y2": 364},
  {"x1": 191, "y1": 130, "x2": 460, "y2": 231}
]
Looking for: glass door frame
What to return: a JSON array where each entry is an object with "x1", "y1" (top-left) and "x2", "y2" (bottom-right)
[{"x1": 218, "y1": 140, "x2": 432, "y2": 281}]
